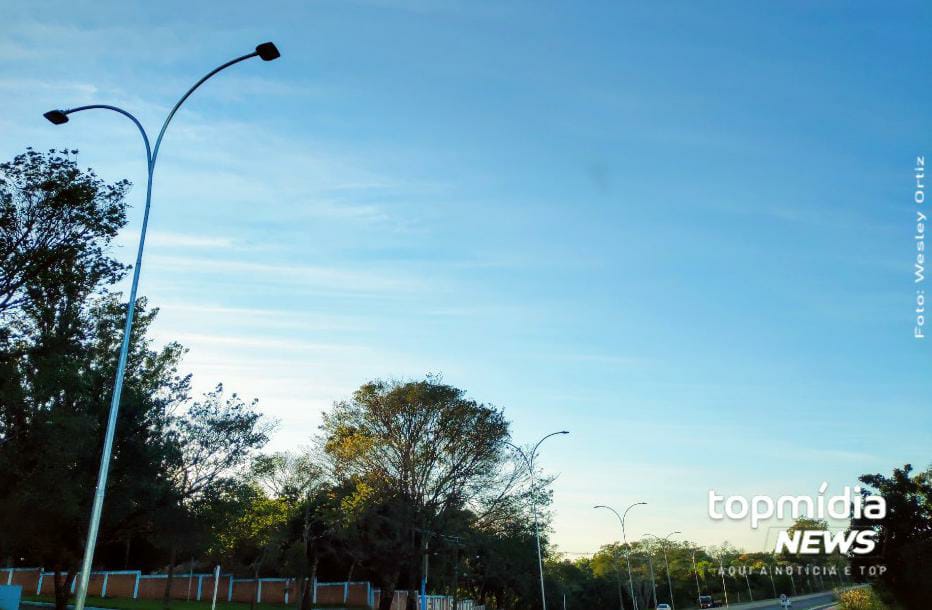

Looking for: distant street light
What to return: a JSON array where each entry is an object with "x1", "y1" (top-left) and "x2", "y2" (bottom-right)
[
  {"x1": 594, "y1": 502, "x2": 646, "y2": 610},
  {"x1": 506, "y1": 431, "x2": 570, "y2": 610},
  {"x1": 44, "y1": 41, "x2": 280, "y2": 610},
  {"x1": 718, "y1": 556, "x2": 729, "y2": 607},
  {"x1": 644, "y1": 531, "x2": 681, "y2": 610},
  {"x1": 691, "y1": 552, "x2": 702, "y2": 600}
]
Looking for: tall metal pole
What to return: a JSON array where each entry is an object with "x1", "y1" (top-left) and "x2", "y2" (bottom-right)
[
  {"x1": 506, "y1": 431, "x2": 569, "y2": 610},
  {"x1": 211, "y1": 565, "x2": 221, "y2": 610},
  {"x1": 767, "y1": 565, "x2": 777, "y2": 599},
  {"x1": 594, "y1": 502, "x2": 645, "y2": 610},
  {"x1": 691, "y1": 552, "x2": 701, "y2": 599},
  {"x1": 44, "y1": 42, "x2": 280, "y2": 610},
  {"x1": 718, "y1": 558, "x2": 728, "y2": 608},
  {"x1": 421, "y1": 535, "x2": 429, "y2": 610}
]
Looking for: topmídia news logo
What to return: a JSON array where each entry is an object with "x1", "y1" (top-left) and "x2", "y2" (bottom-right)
[{"x1": 708, "y1": 482, "x2": 886, "y2": 555}]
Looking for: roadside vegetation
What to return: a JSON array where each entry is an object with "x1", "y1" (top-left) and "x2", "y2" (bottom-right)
[
  {"x1": 836, "y1": 587, "x2": 895, "y2": 610},
  {"x1": 1, "y1": 150, "x2": 929, "y2": 610}
]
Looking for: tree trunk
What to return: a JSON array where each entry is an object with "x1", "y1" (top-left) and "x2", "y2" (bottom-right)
[
  {"x1": 250, "y1": 559, "x2": 262, "y2": 610},
  {"x1": 53, "y1": 568, "x2": 73, "y2": 610},
  {"x1": 344, "y1": 561, "x2": 357, "y2": 605},
  {"x1": 300, "y1": 555, "x2": 319, "y2": 610},
  {"x1": 163, "y1": 543, "x2": 177, "y2": 610},
  {"x1": 299, "y1": 499, "x2": 312, "y2": 610},
  {"x1": 298, "y1": 578, "x2": 309, "y2": 610},
  {"x1": 378, "y1": 566, "x2": 401, "y2": 610},
  {"x1": 123, "y1": 537, "x2": 132, "y2": 570},
  {"x1": 294, "y1": 574, "x2": 306, "y2": 610}
]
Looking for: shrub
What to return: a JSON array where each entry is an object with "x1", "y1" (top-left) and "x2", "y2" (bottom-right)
[{"x1": 836, "y1": 587, "x2": 891, "y2": 610}]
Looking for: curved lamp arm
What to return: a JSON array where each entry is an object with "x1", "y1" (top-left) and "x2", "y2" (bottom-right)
[
  {"x1": 594, "y1": 501, "x2": 646, "y2": 546},
  {"x1": 621, "y1": 501, "x2": 647, "y2": 545},
  {"x1": 505, "y1": 430, "x2": 569, "y2": 472},
  {"x1": 44, "y1": 105, "x2": 152, "y2": 167},
  {"x1": 644, "y1": 530, "x2": 682, "y2": 545},
  {"x1": 152, "y1": 42, "x2": 278, "y2": 165},
  {"x1": 504, "y1": 440, "x2": 532, "y2": 471},
  {"x1": 43, "y1": 42, "x2": 279, "y2": 170}
]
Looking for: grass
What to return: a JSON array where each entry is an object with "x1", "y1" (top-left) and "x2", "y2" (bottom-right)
[{"x1": 21, "y1": 595, "x2": 365, "y2": 610}]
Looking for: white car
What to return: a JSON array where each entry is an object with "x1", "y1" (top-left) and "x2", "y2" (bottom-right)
[{"x1": 656, "y1": 605, "x2": 672, "y2": 610}]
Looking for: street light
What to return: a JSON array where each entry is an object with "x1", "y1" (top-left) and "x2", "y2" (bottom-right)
[
  {"x1": 644, "y1": 531, "x2": 681, "y2": 610},
  {"x1": 505, "y1": 431, "x2": 570, "y2": 610},
  {"x1": 594, "y1": 502, "x2": 646, "y2": 610},
  {"x1": 691, "y1": 551, "x2": 702, "y2": 600},
  {"x1": 44, "y1": 41, "x2": 280, "y2": 610}
]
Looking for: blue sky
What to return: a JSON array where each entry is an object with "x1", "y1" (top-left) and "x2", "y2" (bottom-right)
[{"x1": 2, "y1": 1, "x2": 930, "y2": 554}]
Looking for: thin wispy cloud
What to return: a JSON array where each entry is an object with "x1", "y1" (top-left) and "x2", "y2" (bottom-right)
[
  {"x1": 167, "y1": 332, "x2": 367, "y2": 354},
  {"x1": 147, "y1": 255, "x2": 429, "y2": 295},
  {"x1": 146, "y1": 232, "x2": 235, "y2": 249}
]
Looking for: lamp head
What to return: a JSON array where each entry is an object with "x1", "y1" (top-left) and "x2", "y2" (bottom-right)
[
  {"x1": 256, "y1": 42, "x2": 280, "y2": 61},
  {"x1": 44, "y1": 110, "x2": 69, "y2": 125},
  {"x1": 558, "y1": 430, "x2": 570, "y2": 435}
]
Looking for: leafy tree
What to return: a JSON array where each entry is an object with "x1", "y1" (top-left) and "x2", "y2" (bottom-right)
[
  {"x1": 0, "y1": 149, "x2": 182, "y2": 610},
  {"x1": 0, "y1": 293, "x2": 186, "y2": 610},
  {"x1": 320, "y1": 377, "x2": 513, "y2": 610},
  {"x1": 0, "y1": 148, "x2": 263, "y2": 610},
  {"x1": 158, "y1": 386, "x2": 272, "y2": 609},
  {"x1": 210, "y1": 484, "x2": 290, "y2": 610},
  {"x1": 0, "y1": 148, "x2": 126, "y2": 323},
  {"x1": 851, "y1": 464, "x2": 932, "y2": 610},
  {"x1": 250, "y1": 452, "x2": 335, "y2": 610}
]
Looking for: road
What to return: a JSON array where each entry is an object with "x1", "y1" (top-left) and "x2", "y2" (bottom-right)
[{"x1": 721, "y1": 593, "x2": 836, "y2": 610}]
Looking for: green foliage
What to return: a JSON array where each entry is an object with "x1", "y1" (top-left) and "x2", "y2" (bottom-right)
[
  {"x1": 317, "y1": 377, "x2": 551, "y2": 609},
  {"x1": 0, "y1": 148, "x2": 266, "y2": 610},
  {"x1": 213, "y1": 485, "x2": 290, "y2": 570},
  {"x1": 0, "y1": 148, "x2": 127, "y2": 323},
  {"x1": 0, "y1": 149, "x2": 181, "y2": 579},
  {"x1": 850, "y1": 464, "x2": 932, "y2": 610},
  {"x1": 836, "y1": 587, "x2": 893, "y2": 610}
]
